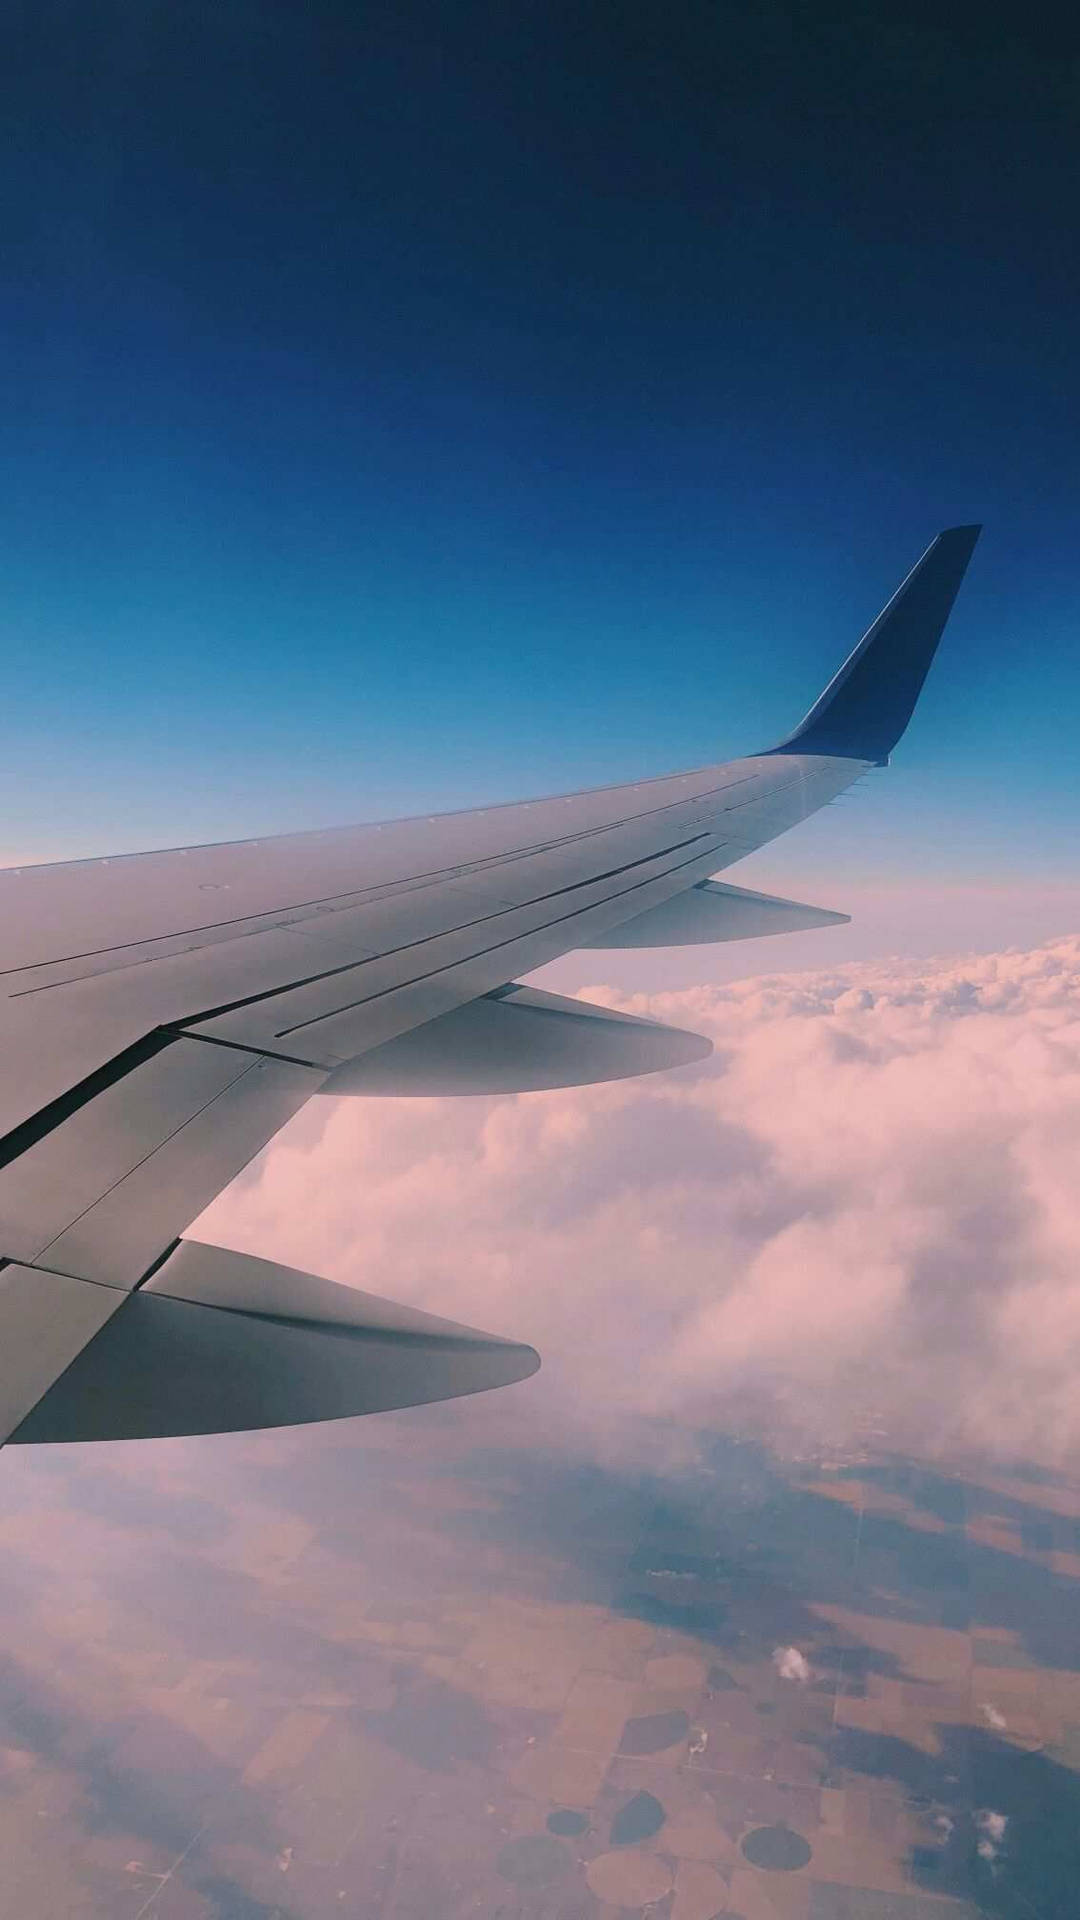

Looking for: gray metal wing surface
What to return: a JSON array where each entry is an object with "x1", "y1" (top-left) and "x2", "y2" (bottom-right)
[{"x1": 0, "y1": 525, "x2": 979, "y2": 1443}]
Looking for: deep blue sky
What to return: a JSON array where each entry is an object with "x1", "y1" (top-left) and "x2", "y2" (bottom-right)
[{"x1": 4, "y1": 1, "x2": 1079, "y2": 876}]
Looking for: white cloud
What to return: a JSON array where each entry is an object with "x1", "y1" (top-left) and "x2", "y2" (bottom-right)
[
  {"x1": 198, "y1": 932, "x2": 1080, "y2": 1467},
  {"x1": 976, "y1": 1809, "x2": 1009, "y2": 1864},
  {"x1": 772, "y1": 1645, "x2": 812, "y2": 1683}
]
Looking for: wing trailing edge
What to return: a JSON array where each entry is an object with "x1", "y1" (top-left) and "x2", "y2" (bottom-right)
[{"x1": 770, "y1": 524, "x2": 980, "y2": 763}]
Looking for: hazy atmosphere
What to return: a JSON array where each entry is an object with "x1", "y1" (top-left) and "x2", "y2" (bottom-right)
[
  {"x1": 204, "y1": 932, "x2": 1080, "y2": 1471},
  {"x1": 6, "y1": 1, "x2": 1080, "y2": 1916}
]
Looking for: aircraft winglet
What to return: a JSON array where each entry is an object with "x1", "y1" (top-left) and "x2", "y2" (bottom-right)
[{"x1": 770, "y1": 524, "x2": 981, "y2": 763}]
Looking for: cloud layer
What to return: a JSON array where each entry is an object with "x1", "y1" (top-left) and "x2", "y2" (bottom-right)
[{"x1": 200, "y1": 934, "x2": 1080, "y2": 1467}]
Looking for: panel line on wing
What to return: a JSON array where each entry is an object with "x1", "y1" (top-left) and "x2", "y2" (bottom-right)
[
  {"x1": 30, "y1": 1052, "x2": 262, "y2": 1266},
  {"x1": 7, "y1": 1049, "x2": 320, "y2": 1289},
  {"x1": 175, "y1": 1029, "x2": 330, "y2": 1070},
  {"x1": 0, "y1": 1029, "x2": 176, "y2": 1172},
  {"x1": 1, "y1": 772, "x2": 759, "y2": 982},
  {"x1": 0, "y1": 830, "x2": 718, "y2": 1168},
  {"x1": 277, "y1": 839, "x2": 725, "y2": 1037},
  {"x1": 177, "y1": 831, "x2": 717, "y2": 1033}
]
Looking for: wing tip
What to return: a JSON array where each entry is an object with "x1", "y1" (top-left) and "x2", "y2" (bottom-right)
[
  {"x1": 937, "y1": 522, "x2": 983, "y2": 553},
  {"x1": 770, "y1": 522, "x2": 981, "y2": 762}
]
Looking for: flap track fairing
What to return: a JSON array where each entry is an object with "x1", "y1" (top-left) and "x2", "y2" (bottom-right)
[
  {"x1": 320, "y1": 983, "x2": 711, "y2": 1096},
  {"x1": 10, "y1": 1241, "x2": 539, "y2": 1442},
  {"x1": 583, "y1": 879, "x2": 849, "y2": 948}
]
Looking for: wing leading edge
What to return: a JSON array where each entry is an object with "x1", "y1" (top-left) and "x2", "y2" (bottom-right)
[{"x1": 0, "y1": 525, "x2": 980, "y2": 1441}]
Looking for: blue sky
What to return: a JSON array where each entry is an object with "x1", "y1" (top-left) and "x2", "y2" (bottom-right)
[{"x1": 4, "y1": 2, "x2": 1079, "y2": 882}]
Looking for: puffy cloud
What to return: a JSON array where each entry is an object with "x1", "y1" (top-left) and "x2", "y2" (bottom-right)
[
  {"x1": 198, "y1": 933, "x2": 1080, "y2": 1468},
  {"x1": 772, "y1": 1646, "x2": 812, "y2": 1683},
  {"x1": 977, "y1": 1808, "x2": 1009, "y2": 1864}
]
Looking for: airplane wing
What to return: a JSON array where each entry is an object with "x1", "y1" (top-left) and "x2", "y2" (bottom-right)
[{"x1": 0, "y1": 525, "x2": 980, "y2": 1443}]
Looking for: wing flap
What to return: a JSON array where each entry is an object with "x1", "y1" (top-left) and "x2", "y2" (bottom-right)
[
  {"x1": 0, "y1": 1036, "x2": 321, "y2": 1286},
  {"x1": 582, "y1": 879, "x2": 850, "y2": 948},
  {"x1": 321, "y1": 983, "x2": 711, "y2": 1096},
  {"x1": 0, "y1": 1264, "x2": 125, "y2": 1443},
  {"x1": 40, "y1": 1052, "x2": 319, "y2": 1288},
  {"x1": 10, "y1": 1241, "x2": 539, "y2": 1442}
]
